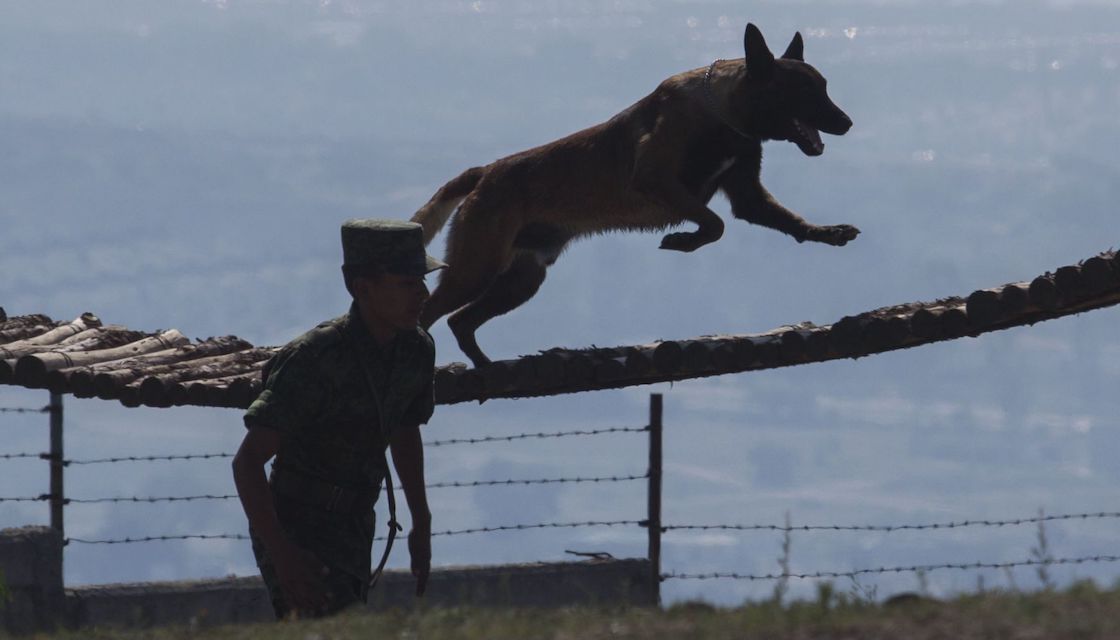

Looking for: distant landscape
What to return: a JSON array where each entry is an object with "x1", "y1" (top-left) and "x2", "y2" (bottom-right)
[{"x1": 2, "y1": 0, "x2": 1119, "y2": 606}]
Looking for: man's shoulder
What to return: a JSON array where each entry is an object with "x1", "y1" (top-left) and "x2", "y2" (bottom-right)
[{"x1": 279, "y1": 315, "x2": 350, "y2": 360}]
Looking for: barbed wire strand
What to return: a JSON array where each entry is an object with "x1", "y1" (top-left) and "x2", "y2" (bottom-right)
[
  {"x1": 65, "y1": 453, "x2": 234, "y2": 466},
  {"x1": 64, "y1": 494, "x2": 239, "y2": 504},
  {"x1": 426, "y1": 473, "x2": 647, "y2": 489},
  {"x1": 0, "y1": 452, "x2": 45, "y2": 461},
  {"x1": 66, "y1": 534, "x2": 249, "y2": 545},
  {"x1": 0, "y1": 406, "x2": 49, "y2": 414},
  {"x1": 663, "y1": 554, "x2": 1120, "y2": 582},
  {"x1": 663, "y1": 511, "x2": 1120, "y2": 534},
  {"x1": 426, "y1": 425, "x2": 648, "y2": 447},
  {"x1": 0, "y1": 427, "x2": 649, "y2": 465},
  {"x1": 4, "y1": 473, "x2": 649, "y2": 504},
  {"x1": 63, "y1": 520, "x2": 643, "y2": 545}
]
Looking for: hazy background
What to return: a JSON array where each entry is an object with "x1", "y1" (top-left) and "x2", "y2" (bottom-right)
[{"x1": 2, "y1": 0, "x2": 1119, "y2": 605}]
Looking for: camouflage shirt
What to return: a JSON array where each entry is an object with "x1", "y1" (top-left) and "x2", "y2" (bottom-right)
[{"x1": 243, "y1": 302, "x2": 435, "y2": 581}]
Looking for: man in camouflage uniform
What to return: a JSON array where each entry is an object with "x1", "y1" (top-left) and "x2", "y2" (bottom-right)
[{"x1": 232, "y1": 219, "x2": 446, "y2": 619}]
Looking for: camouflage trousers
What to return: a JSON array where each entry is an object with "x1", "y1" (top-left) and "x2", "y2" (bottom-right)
[
  {"x1": 249, "y1": 472, "x2": 379, "y2": 619},
  {"x1": 250, "y1": 529, "x2": 369, "y2": 620}
]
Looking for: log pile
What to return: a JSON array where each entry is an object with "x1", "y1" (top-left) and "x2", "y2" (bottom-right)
[{"x1": 1, "y1": 248, "x2": 1118, "y2": 410}]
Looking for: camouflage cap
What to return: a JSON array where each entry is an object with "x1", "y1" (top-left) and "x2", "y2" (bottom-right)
[{"x1": 341, "y1": 219, "x2": 447, "y2": 275}]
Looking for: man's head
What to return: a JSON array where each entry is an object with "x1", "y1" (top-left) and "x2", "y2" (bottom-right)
[{"x1": 341, "y1": 219, "x2": 447, "y2": 331}]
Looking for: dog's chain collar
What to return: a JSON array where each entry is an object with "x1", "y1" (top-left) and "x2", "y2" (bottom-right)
[{"x1": 703, "y1": 59, "x2": 756, "y2": 141}]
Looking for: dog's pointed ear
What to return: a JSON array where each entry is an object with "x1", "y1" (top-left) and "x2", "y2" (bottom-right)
[
  {"x1": 782, "y1": 32, "x2": 804, "y2": 61},
  {"x1": 744, "y1": 23, "x2": 775, "y2": 80}
]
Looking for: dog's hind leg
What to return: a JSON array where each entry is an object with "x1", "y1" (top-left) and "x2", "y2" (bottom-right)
[
  {"x1": 446, "y1": 252, "x2": 549, "y2": 367},
  {"x1": 420, "y1": 204, "x2": 520, "y2": 363}
]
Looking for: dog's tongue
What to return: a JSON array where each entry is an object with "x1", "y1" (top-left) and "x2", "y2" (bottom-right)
[{"x1": 793, "y1": 119, "x2": 824, "y2": 156}]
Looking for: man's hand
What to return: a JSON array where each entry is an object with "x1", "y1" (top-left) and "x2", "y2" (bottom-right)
[
  {"x1": 391, "y1": 422, "x2": 433, "y2": 597},
  {"x1": 408, "y1": 524, "x2": 431, "y2": 596},
  {"x1": 272, "y1": 538, "x2": 330, "y2": 613}
]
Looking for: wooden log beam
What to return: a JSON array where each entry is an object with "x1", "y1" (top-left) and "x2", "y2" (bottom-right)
[
  {"x1": 5, "y1": 250, "x2": 1120, "y2": 411},
  {"x1": 430, "y1": 249, "x2": 1120, "y2": 405},
  {"x1": 0, "y1": 314, "x2": 63, "y2": 345},
  {"x1": 134, "y1": 348, "x2": 275, "y2": 407},
  {"x1": 74, "y1": 336, "x2": 253, "y2": 399},
  {"x1": 13, "y1": 330, "x2": 187, "y2": 388}
]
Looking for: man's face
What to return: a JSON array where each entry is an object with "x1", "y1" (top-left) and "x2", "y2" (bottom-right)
[{"x1": 355, "y1": 271, "x2": 430, "y2": 332}]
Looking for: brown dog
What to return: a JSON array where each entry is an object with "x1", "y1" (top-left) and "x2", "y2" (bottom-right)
[{"x1": 413, "y1": 23, "x2": 858, "y2": 367}]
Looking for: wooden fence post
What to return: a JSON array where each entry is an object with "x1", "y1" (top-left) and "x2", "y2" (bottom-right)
[
  {"x1": 647, "y1": 393, "x2": 662, "y2": 605},
  {"x1": 48, "y1": 391, "x2": 64, "y2": 540}
]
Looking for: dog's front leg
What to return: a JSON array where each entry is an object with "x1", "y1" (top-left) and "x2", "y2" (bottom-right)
[
  {"x1": 720, "y1": 157, "x2": 859, "y2": 246},
  {"x1": 632, "y1": 135, "x2": 725, "y2": 253}
]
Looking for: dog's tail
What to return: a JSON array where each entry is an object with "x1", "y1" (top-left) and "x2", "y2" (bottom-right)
[{"x1": 411, "y1": 166, "x2": 485, "y2": 246}]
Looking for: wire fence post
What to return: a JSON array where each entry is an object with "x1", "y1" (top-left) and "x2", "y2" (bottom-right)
[
  {"x1": 48, "y1": 391, "x2": 64, "y2": 538},
  {"x1": 647, "y1": 393, "x2": 663, "y2": 605}
]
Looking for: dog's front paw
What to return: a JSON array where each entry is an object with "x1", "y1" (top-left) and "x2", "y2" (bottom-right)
[
  {"x1": 659, "y1": 232, "x2": 702, "y2": 252},
  {"x1": 810, "y1": 224, "x2": 860, "y2": 247}
]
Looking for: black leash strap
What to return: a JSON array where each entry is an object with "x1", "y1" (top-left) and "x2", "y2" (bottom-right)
[
  {"x1": 342, "y1": 326, "x2": 404, "y2": 592},
  {"x1": 369, "y1": 459, "x2": 402, "y2": 591}
]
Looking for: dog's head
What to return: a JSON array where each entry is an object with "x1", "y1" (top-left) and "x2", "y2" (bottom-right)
[{"x1": 733, "y1": 23, "x2": 852, "y2": 156}]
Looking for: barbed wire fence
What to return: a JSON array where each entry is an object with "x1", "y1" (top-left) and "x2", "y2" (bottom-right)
[
  {"x1": 0, "y1": 391, "x2": 664, "y2": 596},
  {"x1": 4, "y1": 391, "x2": 1120, "y2": 603}
]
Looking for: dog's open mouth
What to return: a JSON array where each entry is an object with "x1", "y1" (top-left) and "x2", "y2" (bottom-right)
[{"x1": 790, "y1": 118, "x2": 824, "y2": 156}]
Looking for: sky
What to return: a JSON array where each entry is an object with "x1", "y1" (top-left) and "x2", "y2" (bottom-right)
[{"x1": 2, "y1": 0, "x2": 1120, "y2": 606}]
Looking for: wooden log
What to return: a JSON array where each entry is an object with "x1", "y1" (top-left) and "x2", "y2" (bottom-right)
[
  {"x1": 1, "y1": 313, "x2": 100, "y2": 351},
  {"x1": 135, "y1": 349, "x2": 272, "y2": 406},
  {"x1": 709, "y1": 342, "x2": 737, "y2": 371},
  {"x1": 0, "y1": 307, "x2": 5, "y2": 323},
  {"x1": 682, "y1": 341, "x2": 715, "y2": 372},
  {"x1": 2, "y1": 327, "x2": 139, "y2": 382},
  {"x1": 59, "y1": 347, "x2": 180, "y2": 397},
  {"x1": 433, "y1": 365, "x2": 463, "y2": 405},
  {"x1": 938, "y1": 306, "x2": 969, "y2": 337},
  {"x1": 117, "y1": 386, "x2": 141, "y2": 408},
  {"x1": 887, "y1": 316, "x2": 911, "y2": 344},
  {"x1": 511, "y1": 357, "x2": 539, "y2": 389},
  {"x1": 730, "y1": 338, "x2": 756, "y2": 368},
  {"x1": 14, "y1": 330, "x2": 188, "y2": 388},
  {"x1": 459, "y1": 368, "x2": 484, "y2": 399},
  {"x1": 38, "y1": 329, "x2": 153, "y2": 393},
  {"x1": 593, "y1": 356, "x2": 628, "y2": 383},
  {"x1": 1, "y1": 328, "x2": 97, "y2": 361},
  {"x1": 534, "y1": 352, "x2": 566, "y2": 388},
  {"x1": 0, "y1": 314, "x2": 56, "y2": 345},
  {"x1": 184, "y1": 374, "x2": 260, "y2": 409},
  {"x1": 90, "y1": 337, "x2": 254, "y2": 399},
  {"x1": 562, "y1": 352, "x2": 595, "y2": 386},
  {"x1": 805, "y1": 330, "x2": 831, "y2": 361},
  {"x1": 753, "y1": 338, "x2": 782, "y2": 367},
  {"x1": 860, "y1": 318, "x2": 893, "y2": 351},
  {"x1": 828, "y1": 315, "x2": 864, "y2": 355},
  {"x1": 652, "y1": 341, "x2": 683, "y2": 373},
  {"x1": 624, "y1": 348, "x2": 655, "y2": 377},
  {"x1": 480, "y1": 361, "x2": 515, "y2": 394},
  {"x1": 966, "y1": 289, "x2": 1002, "y2": 328},
  {"x1": 1080, "y1": 256, "x2": 1117, "y2": 293},
  {"x1": 1053, "y1": 265, "x2": 1084, "y2": 301},
  {"x1": 1028, "y1": 275, "x2": 1058, "y2": 309},
  {"x1": 999, "y1": 283, "x2": 1029, "y2": 316},
  {"x1": 1, "y1": 317, "x2": 105, "y2": 381},
  {"x1": 910, "y1": 308, "x2": 941, "y2": 339},
  {"x1": 778, "y1": 331, "x2": 806, "y2": 363},
  {"x1": 862, "y1": 316, "x2": 908, "y2": 351}
]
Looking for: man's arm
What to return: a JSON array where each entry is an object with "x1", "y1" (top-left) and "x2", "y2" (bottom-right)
[
  {"x1": 232, "y1": 426, "x2": 328, "y2": 612},
  {"x1": 389, "y1": 423, "x2": 431, "y2": 596}
]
